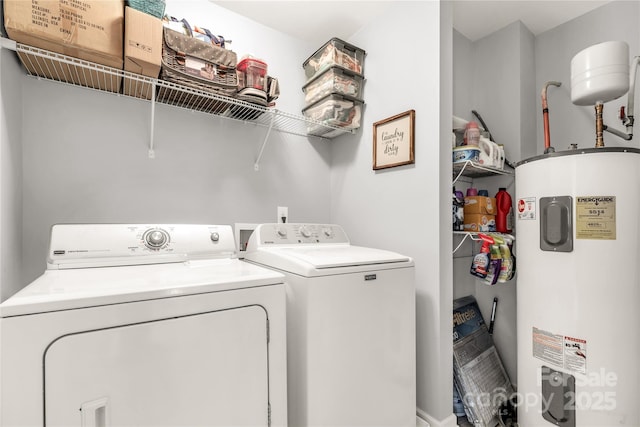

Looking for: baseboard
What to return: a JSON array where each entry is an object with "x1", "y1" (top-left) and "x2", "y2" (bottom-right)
[
  {"x1": 416, "y1": 413, "x2": 430, "y2": 427},
  {"x1": 416, "y1": 408, "x2": 458, "y2": 427}
]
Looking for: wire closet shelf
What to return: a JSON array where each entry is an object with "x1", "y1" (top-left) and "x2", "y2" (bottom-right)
[{"x1": 2, "y1": 37, "x2": 351, "y2": 141}]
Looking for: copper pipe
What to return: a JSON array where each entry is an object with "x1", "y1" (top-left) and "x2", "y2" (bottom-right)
[
  {"x1": 541, "y1": 81, "x2": 562, "y2": 153},
  {"x1": 595, "y1": 102, "x2": 605, "y2": 147}
]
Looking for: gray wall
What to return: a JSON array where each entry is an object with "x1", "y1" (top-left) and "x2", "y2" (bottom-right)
[
  {"x1": 535, "y1": 0, "x2": 640, "y2": 152},
  {"x1": 18, "y1": 1, "x2": 332, "y2": 284},
  {"x1": 0, "y1": 48, "x2": 23, "y2": 301},
  {"x1": 331, "y1": 2, "x2": 454, "y2": 423}
]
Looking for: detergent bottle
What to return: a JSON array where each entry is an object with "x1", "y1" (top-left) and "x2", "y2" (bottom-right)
[
  {"x1": 495, "y1": 188, "x2": 513, "y2": 233},
  {"x1": 478, "y1": 137, "x2": 496, "y2": 167},
  {"x1": 496, "y1": 144, "x2": 506, "y2": 170}
]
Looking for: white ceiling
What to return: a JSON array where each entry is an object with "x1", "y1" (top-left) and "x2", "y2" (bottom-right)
[
  {"x1": 452, "y1": 0, "x2": 612, "y2": 41},
  {"x1": 211, "y1": 0, "x2": 612, "y2": 45}
]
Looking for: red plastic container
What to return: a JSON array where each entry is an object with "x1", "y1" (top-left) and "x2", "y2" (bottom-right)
[
  {"x1": 237, "y1": 57, "x2": 268, "y2": 91},
  {"x1": 495, "y1": 188, "x2": 513, "y2": 233}
]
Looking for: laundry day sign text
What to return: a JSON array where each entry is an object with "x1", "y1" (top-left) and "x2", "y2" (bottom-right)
[
  {"x1": 381, "y1": 128, "x2": 404, "y2": 156},
  {"x1": 373, "y1": 110, "x2": 415, "y2": 170}
]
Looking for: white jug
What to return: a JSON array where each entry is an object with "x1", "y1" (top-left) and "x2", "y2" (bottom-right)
[
  {"x1": 478, "y1": 137, "x2": 497, "y2": 167},
  {"x1": 495, "y1": 144, "x2": 505, "y2": 170}
]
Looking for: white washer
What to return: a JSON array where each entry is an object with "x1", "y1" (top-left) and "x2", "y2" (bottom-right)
[
  {"x1": 244, "y1": 223, "x2": 416, "y2": 427},
  {"x1": 0, "y1": 224, "x2": 287, "y2": 427}
]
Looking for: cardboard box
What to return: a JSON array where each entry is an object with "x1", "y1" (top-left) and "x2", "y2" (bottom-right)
[
  {"x1": 464, "y1": 196, "x2": 496, "y2": 215},
  {"x1": 123, "y1": 6, "x2": 162, "y2": 99},
  {"x1": 463, "y1": 214, "x2": 496, "y2": 232},
  {"x1": 4, "y1": 0, "x2": 124, "y2": 92}
]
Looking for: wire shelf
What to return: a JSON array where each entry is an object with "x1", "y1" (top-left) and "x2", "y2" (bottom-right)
[
  {"x1": 4, "y1": 37, "x2": 352, "y2": 141},
  {"x1": 453, "y1": 160, "x2": 513, "y2": 184},
  {"x1": 452, "y1": 231, "x2": 515, "y2": 255}
]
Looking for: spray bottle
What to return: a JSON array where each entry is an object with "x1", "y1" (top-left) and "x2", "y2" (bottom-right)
[
  {"x1": 484, "y1": 235, "x2": 503, "y2": 285},
  {"x1": 470, "y1": 234, "x2": 493, "y2": 279},
  {"x1": 497, "y1": 236, "x2": 514, "y2": 283}
]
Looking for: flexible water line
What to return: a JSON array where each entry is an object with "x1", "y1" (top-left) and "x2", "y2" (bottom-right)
[{"x1": 541, "y1": 81, "x2": 561, "y2": 153}]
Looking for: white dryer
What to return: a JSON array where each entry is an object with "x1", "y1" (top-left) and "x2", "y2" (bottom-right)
[
  {"x1": 244, "y1": 223, "x2": 416, "y2": 427},
  {"x1": 0, "y1": 224, "x2": 287, "y2": 427}
]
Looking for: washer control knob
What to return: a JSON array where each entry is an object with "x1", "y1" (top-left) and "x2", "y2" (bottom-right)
[
  {"x1": 210, "y1": 232, "x2": 220, "y2": 242},
  {"x1": 277, "y1": 227, "x2": 287, "y2": 237},
  {"x1": 143, "y1": 228, "x2": 169, "y2": 250},
  {"x1": 299, "y1": 226, "x2": 312, "y2": 238},
  {"x1": 322, "y1": 227, "x2": 333, "y2": 237}
]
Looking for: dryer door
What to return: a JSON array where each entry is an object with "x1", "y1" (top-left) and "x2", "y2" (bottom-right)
[{"x1": 44, "y1": 305, "x2": 270, "y2": 427}]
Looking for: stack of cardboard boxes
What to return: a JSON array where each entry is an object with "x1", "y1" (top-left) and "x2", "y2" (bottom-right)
[
  {"x1": 463, "y1": 195, "x2": 497, "y2": 232},
  {"x1": 3, "y1": 0, "x2": 163, "y2": 99}
]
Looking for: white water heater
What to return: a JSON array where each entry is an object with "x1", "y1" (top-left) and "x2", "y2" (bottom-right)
[{"x1": 515, "y1": 148, "x2": 640, "y2": 426}]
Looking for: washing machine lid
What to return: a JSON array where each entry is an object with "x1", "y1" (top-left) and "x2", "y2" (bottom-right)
[
  {"x1": 272, "y1": 245, "x2": 410, "y2": 268},
  {"x1": 0, "y1": 258, "x2": 284, "y2": 317},
  {"x1": 247, "y1": 245, "x2": 412, "y2": 276},
  {"x1": 244, "y1": 223, "x2": 413, "y2": 276}
]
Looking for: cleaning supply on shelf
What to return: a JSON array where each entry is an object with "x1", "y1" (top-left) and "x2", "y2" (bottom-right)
[
  {"x1": 452, "y1": 146, "x2": 480, "y2": 164},
  {"x1": 464, "y1": 195, "x2": 495, "y2": 215},
  {"x1": 484, "y1": 236, "x2": 503, "y2": 285},
  {"x1": 463, "y1": 121, "x2": 481, "y2": 146},
  {"x1": 505, "y1": 235, "x2": 516, "y2": 281},
  {"x1": 478, "y1": 136, "x2": 498, "y2": 167},
  {"x1": 464, "y1": 194, "x2": 496, "y2": 232},
  {"x1": 496, "y1": 144, "x2": 506, "y2": 170},
  {"x1": 470, "y1": 234, "x2": 493, "y2": 279},
  {"x1": 495, "y1": 188, "x2": 513, "y2": 233},
  {"x1": 463, "y1": 213, "x2": 496, "y2": 232},
  {"x1": 453, "y1": 187, "x2": 465, "y2": 231},
  {"x1": 497, "y1": 236, "x2": 514, "y2": 283}
]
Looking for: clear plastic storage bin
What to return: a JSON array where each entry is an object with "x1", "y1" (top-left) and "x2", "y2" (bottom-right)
[
  {"x1": 303, "y1": 66, "x2": 364, "y2": 106},
  {"x1": 302, "y1": 92, "x2": 364, "y2": 137},
  {"x1": 303, "y1": 38, "x2": 365, "y2": 82}
]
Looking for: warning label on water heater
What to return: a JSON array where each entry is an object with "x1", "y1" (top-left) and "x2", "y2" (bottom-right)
[
  {"x1": 576, "y1": 196, "x2": 616, "y2": 240},
  {"x1": 517, "y1": 197, "x2": 536, "y2": 220},
  {"x1": 532, "y1": 327, "x2": 587, "y2": 374}
]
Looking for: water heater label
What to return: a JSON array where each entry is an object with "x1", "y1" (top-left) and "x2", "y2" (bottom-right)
[
  {"x1": 517, "y1": 197, "x2": 536, "y2": 220},
  {"x1": 533, "y1": 327, "x2": 587, "y2": 374},
  {"x1": 576, "y1": 196, "x2": 616, "y2": 240}
]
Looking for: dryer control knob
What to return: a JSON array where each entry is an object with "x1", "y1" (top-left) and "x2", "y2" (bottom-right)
[
  {"x1": 143, "y1": 228, "x2": 169, "y2": 250},
  {"x1": 299, "y1": 226, "x2": 312, "y2": 238},
  {"x1": 277, "y1": 227, "x2": 287, "y2": 237},
  {"x1": 210, "y1": 232, "x2": 220, "y2": 242},
  {"x1": 322, "y1": 227, "x2": 333, "y2": 237}
]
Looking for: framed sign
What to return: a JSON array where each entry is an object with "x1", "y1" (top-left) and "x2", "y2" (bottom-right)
[{"x1": 373, "y1": 110, "x2": 415, "y2": 170}]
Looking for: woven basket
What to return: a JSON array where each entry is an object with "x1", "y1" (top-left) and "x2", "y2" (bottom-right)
[{"x1": 126, "y1": 0, "x2": 165, "y2": 18}]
